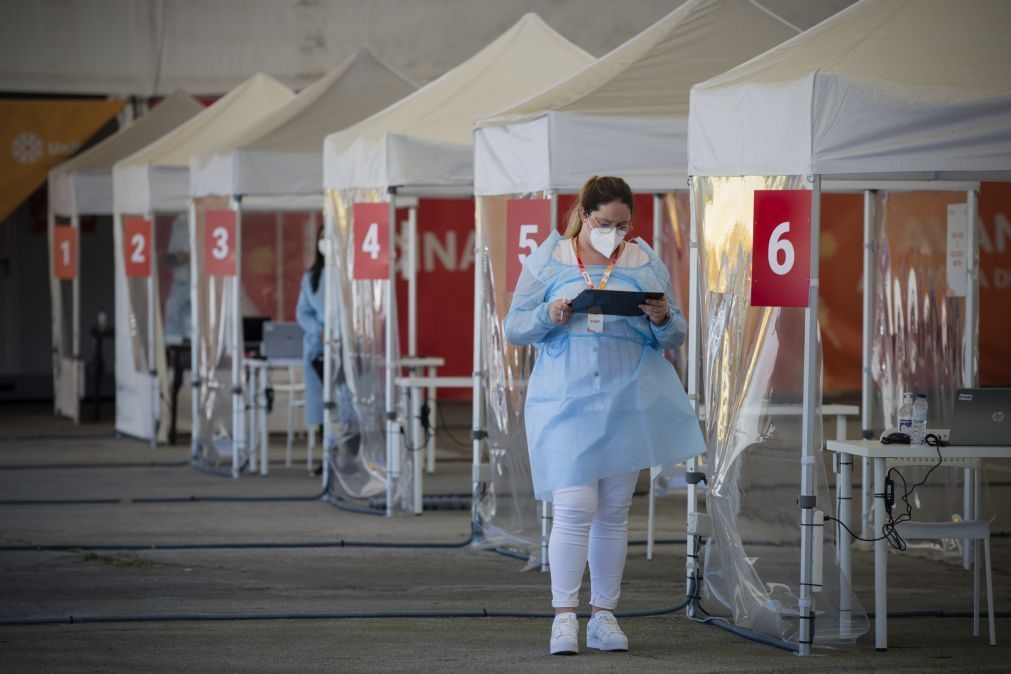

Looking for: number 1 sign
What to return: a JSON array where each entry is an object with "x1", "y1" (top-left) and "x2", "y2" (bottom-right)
[
  {"x1": 53, "y1": 225, "x2": 77, "y2": 279},
  {"x1": 506, "y1": 199, "x2": 552, "y2": 292},
  {"x1": 352, "y1": 202, "x2": 390, "y2": 280},
  {"x1": 204, "y1": 210, "x2": 237, "y2": 277},
  {"x1": 123, "y1": 217, "x2": 152, "y2": 277},
  {"x1": 752, "y1": 190, "x2": 811, "y2": 308}
]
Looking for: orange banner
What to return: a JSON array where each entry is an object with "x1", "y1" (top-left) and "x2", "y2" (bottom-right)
[{"x1": 0, "y1": 99, "x2": 125, "y2": 222}]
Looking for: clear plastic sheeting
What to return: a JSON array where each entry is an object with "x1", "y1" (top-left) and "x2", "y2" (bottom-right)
[
  {"x1": 191, "y1": 196, "x2": 238, "y2": 467},
  {"x1": 474, "y1": 193, "x2": 545, "y2": 562},
  {"x1": 325, "y1": 189, "x2": 413, "y2": 511},
  {"x1": 871, "y1": 190, "x2": 990, "y2": 534},
  {"x1": 692, "y1": 175, "x2": 868, "y2": 646}
]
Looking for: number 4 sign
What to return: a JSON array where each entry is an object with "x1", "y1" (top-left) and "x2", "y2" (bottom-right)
[
  {"x1": 123, "y1": 217, "x2": 152, "y2": 277},
  {"x1": 752, "y1": 190, "x2": 811, "y2": 308},
  {"x1": 506, "y1": 199, "x2": 552, "y2": 292},
  {"x1": 205, "y1": 210, "x2": 237, "y2": 277},
  {"x1": 352, "y1": 202, "x2": 390, "y2": 280}
]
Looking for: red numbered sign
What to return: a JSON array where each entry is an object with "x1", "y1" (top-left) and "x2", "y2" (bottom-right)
[
  {"x1": 752, "y1": 190, "x2": 811, "y2": 308},
  {"x1": 204, "y1": 210, "x2": 237, "y2": 277},
  {"x1": 353, "y1": 202, "x2": 390, "y2": 280},
  {"x1": 506, "y1": 199, "x2": 552, "y2": 292},
  {"x1": 123, "y1": 217, "x2": 152, "y2": 277},
  {"x1": 53, "y1": 225, "x2": 77, "y2": 279}
]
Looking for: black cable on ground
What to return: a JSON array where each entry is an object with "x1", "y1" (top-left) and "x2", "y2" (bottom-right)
[
  {"x1": 0, "y1": 486, "x2": 328, "y2": 507},
  {"x1": 0, "y1": 461, "x2": 192, "y2": 471},
  {"x1": 0, "y1": 579, "x2": 696, "y2": 628}
]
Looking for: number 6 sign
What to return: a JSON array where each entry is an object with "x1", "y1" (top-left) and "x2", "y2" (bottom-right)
[
  {"x1": 204, "y1": 210, "x2": 237, "y2": 277},
  {"x1": 352, "y1": 202, "x2": 390, "y2": 280},
  {"x1": 123, "y1": 217, "x2": 152, "y2": 277},
  {"x1": 506, "y1": 199, "x2": 552, "y2": 292},
  {"x1": 752, "y1": 190, "x2": 811, "y2": 308}
]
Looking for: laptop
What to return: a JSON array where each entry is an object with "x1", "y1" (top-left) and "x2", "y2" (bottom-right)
[
  {"x1": 262, "y1": 321, "x2": 303, "y2": 360},
  {"x1": 949, "y1": 388, "x2": 1011, "y2": 446}
]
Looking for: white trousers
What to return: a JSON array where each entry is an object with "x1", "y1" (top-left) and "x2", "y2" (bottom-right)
[{"x1": 549, "y1": 471, "x2": 639, "y2": 609}]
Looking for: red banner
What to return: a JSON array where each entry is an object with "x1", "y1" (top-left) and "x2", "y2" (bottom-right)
[
  {"x1": 752, "y1": 189, "x2": 812, "y2": 308},
  {"x1": 123, "y1": 217, "x2": 152, "y2": 277},
  {"x1": 505, "y1": 200, "x2": 552, "y2": 292},
  {"x1": 204, "y1": 210, "x2": 237, "y2": 277},
  {"x1": 353, "y1": 202, "x2": 390, "y2": 280},
  {"x1": 52, "y1": 225, "x2": 77, "y2": 279}
]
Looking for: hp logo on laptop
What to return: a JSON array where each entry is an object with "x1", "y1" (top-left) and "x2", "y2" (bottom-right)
[{"x1": 994, "y1": 411, "x2": 1006, "y2": 423}]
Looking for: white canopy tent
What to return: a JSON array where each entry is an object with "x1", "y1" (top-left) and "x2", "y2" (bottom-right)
[
  {"x1": 322, "y1": 13, "x2": 593, "y2": 517},
  {"x1": 473, "y1": 0, "x2": 798, "y2": 566},
  {"x1": 47, "y1": 91, "x2": 202, "y2": 425},
  {"x1": 111, "y1": 74, "x2": 293, "y2": 444},
  {"x1": 188, "y1": 49, "x2": 415, "y2": 476},
  {"x1": 688, "y1": 0, "x2": 1011, "y2": 654}
]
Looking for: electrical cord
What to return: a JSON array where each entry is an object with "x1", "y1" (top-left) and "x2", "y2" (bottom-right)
[{"x1": 435, "y1": 404, "x2": 473, "y2": 449}]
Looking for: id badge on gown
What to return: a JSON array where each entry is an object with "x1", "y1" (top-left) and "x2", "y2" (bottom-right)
[{"x1": 586, "y1": 309, "x2": 604, "y2": 333}]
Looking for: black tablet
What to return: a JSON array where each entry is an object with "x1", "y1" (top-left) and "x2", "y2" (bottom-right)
[{"x1": 568, "y1": 289, "x2": 664, "y2": 316}]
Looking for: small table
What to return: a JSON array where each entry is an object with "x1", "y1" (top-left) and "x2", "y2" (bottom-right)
[
  {"x1": 826, "y1": 439, "x2": 1011, "y2": 650},
  {"x1": 246, "y1": 356, "x2": 303, "y2": 476}
]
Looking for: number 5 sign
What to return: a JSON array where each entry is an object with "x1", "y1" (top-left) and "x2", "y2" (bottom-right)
[
  {"x1": 123, "y1": 217, "x2": 152, "y2": 277},
  {"x1": 352, "y1": 202, "x2": 389, "y2": 280},
  {"x1": 752, "y1": 190, "x2": 811, "y2": 308},
  {"x1": 506, "y1": 199, "x2": 552, "y2": 292},
  {"x1": 204, "y1": 210, "x2": 237, "y2": 277}
]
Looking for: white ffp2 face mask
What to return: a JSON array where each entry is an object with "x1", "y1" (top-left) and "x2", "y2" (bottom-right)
[{"x1": 588, "y1": 226, "x2": 624, "y2": 257}]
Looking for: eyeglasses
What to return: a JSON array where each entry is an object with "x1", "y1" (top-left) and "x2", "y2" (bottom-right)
[{"x1": 589, "y1": 215, "x2": 632, "y2": 236}]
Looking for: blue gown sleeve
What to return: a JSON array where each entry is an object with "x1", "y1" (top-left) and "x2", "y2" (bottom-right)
[
  {"x1": 504, "y1": 230, "x2": 562, "y2": 346},
  {"x1": 635, "y1": 238, "x2": 687, "y2": 350},
  {"x1": 296, "y1": 273, "x2": 324, "y2": 337}
]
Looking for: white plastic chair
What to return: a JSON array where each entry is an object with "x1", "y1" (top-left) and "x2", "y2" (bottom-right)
[{"x1": 894, "y1": 519, "x2": 996, "y2": 646}]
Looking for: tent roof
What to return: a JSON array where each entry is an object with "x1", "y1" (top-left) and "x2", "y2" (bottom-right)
[
  {"x1": 688, "y1": 0, "x2": 1011, "y2": 180},
  {"x1": 473, "y1": 0, "x2": 798, "y2": 195},
  {"x1": 322, "y1": 13, "x2": 593, "y2": 192},
  {"x1": 190, "y1": 49, "x2": 416, "y2": 198},
  {"x1": 113, "y1": 73, "x2": 293, "y2": 213},
  {"x1": 48, "y1": 90, "x2": 202, "y2": 215}
]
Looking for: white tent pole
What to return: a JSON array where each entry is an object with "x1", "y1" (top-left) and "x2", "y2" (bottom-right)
[
  {"x1": 686, "y1": 182, "x2": 701, "y2": 615},
  {"x1": 798, "y1": 176, "x2": 823, "y2": 656},
  {"x1": 470, "y1": 199, "x2": 485, "y2": 541},
  {"x1": 147, "y1": 211, "x2": 158, "y2": 448},
  {"x1": 322, "y1": 197, "x2": 335, "y2": 490},
  {"x1": 540, "y1": 189, "x2": 559, "y2": 573},
  {"x1": 646, "y1": 192, "x2": 663, "y2": 561},
  {"x1": 861, "y1": 190, "x2": 875, "y2": 538},
  {"x1": 47, "y1": 208, "x2": 59, "y2": 417},
  {"x1": 231, "y1": 197, "x2": 244, "y2": 479},
  {"x1": 963, "y1": 188, "x2": 981, "y2": 570},
  {"x1": 188, "y1": 199, "x2": 200, "y2": 461},
  {"x1": 71, "y1": 213, "x2": 81, "y2": 425},
  {"x1": 386, "y1": 192, "x2": 398, "y2": 517},
  {"x1": 408, "y1": 205, "x2": 418, "y2": 357},
  {"x1": 275, "y1": 212, "x2": 284, "y2": 320}
]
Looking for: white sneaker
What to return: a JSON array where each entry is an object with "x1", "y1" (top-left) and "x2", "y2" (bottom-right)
[
  {"x1": 549, "y1": 612, "x2": 579, "y2": 655},
  {"x1": 587, "y1": 611, "x2": 628, "y2": 652}
]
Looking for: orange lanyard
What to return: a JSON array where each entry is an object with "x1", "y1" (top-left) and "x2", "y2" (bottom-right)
[{"x1": 572, "y1": 237, "x2": 622, "y2": 289}]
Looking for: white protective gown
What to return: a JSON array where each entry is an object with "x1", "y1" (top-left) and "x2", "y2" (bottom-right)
[{"x1": 504, "y1": 231, "x2": 705, "y2": 501}]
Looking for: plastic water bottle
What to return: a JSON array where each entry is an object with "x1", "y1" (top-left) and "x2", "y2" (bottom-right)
[
  {"x1": 912, "y1": 393, "x2": 928, "y2": 445},
  {"x1": 897, "y1": 392, "x2": 914, "y2": 436}
]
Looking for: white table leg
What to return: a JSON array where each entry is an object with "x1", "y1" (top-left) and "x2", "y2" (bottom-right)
[
  {"x1": 247, "y1": 367, "x2": 258, "y2": 474},
  {"x1": 963, "y1": 467, "x2": 972, "y2": 569},
  {"x1": 862, "y1": 457, "x2": 872, "y2": 539},
  {"x1": 260, "y1": 366, "x2": 268, "y2": 477},
  {"x1": 426, "y1": 365, "x2": 437, "y2": 475},
  {"x1": 874, "y1": 456, "x2": 887, "y2": 650},
  {"x1": 646, "y1": 475, "x2": 655, "y2": 561},
  {"x1": 838, "y1": 452, "x2": 853, "y2": 634},
  {"x1": 411, "y1": 368, "x2": 423, "y2": 515}
]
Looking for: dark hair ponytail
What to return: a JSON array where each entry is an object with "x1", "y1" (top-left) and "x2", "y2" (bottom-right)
[
  {"x1": 563, "y1": 175, "x2": 634, "y2": 239},
  {"x1": 309, "y1": 223, "x2": 324, "y2": 292}
]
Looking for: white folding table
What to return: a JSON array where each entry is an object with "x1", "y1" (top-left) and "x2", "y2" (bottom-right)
[
  {"x1": 826, "y1": 438, "x2": 1011, "y2": 650},
  {"x1": 245, "y1": 356, "x2": 303, "y2": 476}
]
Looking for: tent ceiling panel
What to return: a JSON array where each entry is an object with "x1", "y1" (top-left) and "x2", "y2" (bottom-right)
[
  {"x1": 473, "y1": 0, "x2": 798, "y2": 195},
  {"x1": 48, "y1": 91, "x2": 202, "y2": 216},
  {"x1": 688, "y1": 0, "x2": 1011, "y2": 179},
  {"x1": 191, "y1": 48, "x2": 416, "y2": 198},
  {"x1": 323, "y1": 13, "x2": 593, "y2": 191}
]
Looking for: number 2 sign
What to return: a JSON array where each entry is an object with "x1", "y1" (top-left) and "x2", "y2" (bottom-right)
[
  {"x1": 53, "y1": 225, "x2": 77, "y2": 279},
  {"x1": 752, "y1": 190, "x2": 811, "y2": 308},
  {"x1": 506, "y1": 199, "x2": 552, "y2": 292},
  {"x1": 204, "y1": 210, "x2": 237, "y2": 277},
  {"x1": 352, "y1": 202, "x2": 389, "y2": 280},
  {"x1": 123, "y1": 217, "x2": 152, "y2": 277}
]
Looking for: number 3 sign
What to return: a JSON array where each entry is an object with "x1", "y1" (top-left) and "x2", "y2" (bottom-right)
[
  {"x1": 752, "y1": 190, "x2": 811, "y2": 308},
  {"x1": 506, "y1": 199, "x2": 552, "y2": 292},
  {"x1": 123, "y1": 217, "x2": 152, "y2": 277},
  {"x1": 204, "y1": 210, "x2": 237, "y2": 277},
  {"x1": 352, "y1": 202, "x2": 389, "y2": 280}
]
